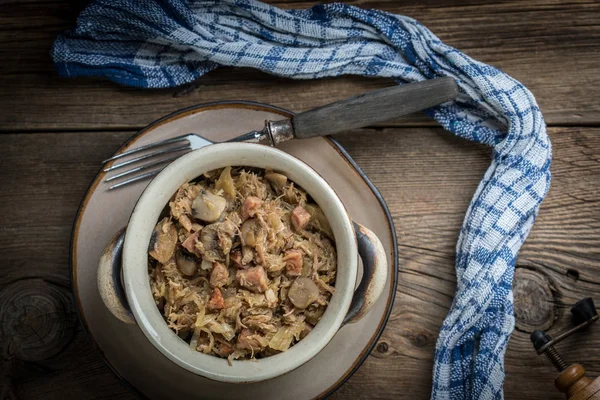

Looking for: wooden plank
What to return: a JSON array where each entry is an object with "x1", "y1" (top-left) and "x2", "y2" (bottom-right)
[
  {"x1": 1, "y1": 127, "x2": 598, "y2": 399},
  {"x1": 0, "y1": 130, "x2": 136, "y2": 399},
  {"x1": 1, "y1": 0, "x2": 599, "y2": 131},
  {"x1": 332, "y1": 126, "x2": 600, "y2": 399}
]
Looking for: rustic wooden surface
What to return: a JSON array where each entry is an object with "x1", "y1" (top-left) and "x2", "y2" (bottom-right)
[{"x1": 0, "y1": 1, "x2": 599, "y2": 399}]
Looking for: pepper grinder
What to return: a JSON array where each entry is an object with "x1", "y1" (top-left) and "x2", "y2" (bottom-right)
[{"x1": 531, "y1": 298, "x2": 600, "y2": 400}]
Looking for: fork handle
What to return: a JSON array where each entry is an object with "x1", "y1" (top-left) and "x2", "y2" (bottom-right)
[{"x1": 289, "y1": 77, "x2": 457, "y2": 139}]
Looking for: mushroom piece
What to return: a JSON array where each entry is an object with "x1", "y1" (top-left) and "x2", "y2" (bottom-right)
[
  {"x1": 175, "y1": 251, "x2": 198, "y2": 276},
  {"x1": 216, "y1": 219, "x2": 236, "y2": 255},
  {"x1": 148, "y1": 217, "x2": 178, "y2": 264},
  {"x1": 304, "y1": 306, "x2": 325, "y2": 325},
  {"x1": 200, "y1": 258, "x2": 213, "y2": 271},
  {"x1": 240, "y1": 219, "x2": 260, "y2": 246},
  {"x1": 192, "y1": 190, "x2": 227, "y2": 223},
  {"x1": 241, "y1": 246, "x2": 254, "y2": 265},
  {"x1": 199, "y1": 223, "x2": 220, "y2": 262},
  {"x1": 287, "y1": 277, "x2": 319, "y2": 309}
]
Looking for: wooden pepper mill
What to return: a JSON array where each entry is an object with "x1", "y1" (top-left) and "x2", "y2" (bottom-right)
[{"x1": 531, "y1": 298, "x2": 600, "y2": 400}]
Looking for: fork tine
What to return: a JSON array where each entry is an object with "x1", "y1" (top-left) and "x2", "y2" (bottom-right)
[
  {"x1": 102, "y1": 135, "x2": 189, "y2": 163},
  {"x1": 108, "y1": 169, "x2": 162, "y2": 190},
  {"x1": 104, "y1": 154, "x2": 182, "y2": 182},
  {"x1": 103, "y1": 144, "x2": 190, "y2": 172}
]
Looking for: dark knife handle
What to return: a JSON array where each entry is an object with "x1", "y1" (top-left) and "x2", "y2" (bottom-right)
[{"x1": 288, "y1": 77, "x2": 458, "y2": 139}]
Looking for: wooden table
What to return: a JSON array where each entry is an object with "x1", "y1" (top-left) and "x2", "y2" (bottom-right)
[{"x1": 1, "y1": 1, "x2": 599, "y2": 399}]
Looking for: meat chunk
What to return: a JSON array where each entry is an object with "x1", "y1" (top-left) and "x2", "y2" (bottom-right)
[
  {"x1": 237, "y1": 329, "x2": 268, "y2": 351},
  {"x1": 210, "y1": 262, "x2": 229, "y2": 288},
  {"x1": 207, "y1": 287, "x2": 225, "y2": 310},
  {"x1": 181, "y1": 231, "x2": 201, "y2": 256},
  {"x1": 236, "y1": 266, "x2": 269, "y2": 293},
  {"x1": 291, "y1": 206, "x2": 311, "y2": 231},
  {"x1": 241, "y1": 196, "x2": 263, "y2": 220},
  {"x1": 283, "y1": 249, "x2": 303, "y2": 277},
  {"x1": 214, "y1": 341, "x2": 234, "y2": 357},
  {"x1": 230, "y1": 250, "x2": 245, "y2": 269}
]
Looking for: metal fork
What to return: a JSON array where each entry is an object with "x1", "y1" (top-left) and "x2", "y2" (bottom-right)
[
  {"x1": 102, "y1": 77, "x2": 458, "y2": 190},
  {"x1": 103, "y1": 132, "x2": 260, "y2": 189}
]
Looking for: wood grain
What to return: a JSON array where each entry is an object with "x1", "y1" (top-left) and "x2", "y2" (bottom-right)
[
  {"x1": 1, "y1": 127, "x2": 598, "y2": 399},
  {"x1": 2, "y1": 0, "x2": 599, "y2": 398},
  {"x1": 1, "y1": 0, "x2": 599, "y2": 131},
  {"x1": 333, "y1": 127, "x2": 600, "y2": 400},
  {"x1": 0, "y1": 279, "x2": 78, "y2": 362},
  {"x1": 513, "y1": 268, "x2": 556, "y2": 333}
]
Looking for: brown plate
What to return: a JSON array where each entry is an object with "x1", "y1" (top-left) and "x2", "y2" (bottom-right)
[{"x1": 70, "y1": 102, "x2": 398, "y2": 399}]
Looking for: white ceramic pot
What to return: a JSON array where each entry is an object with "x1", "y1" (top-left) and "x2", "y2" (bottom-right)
[{"x1": 97, "y1": 143, "x2": 388, "y2": 383}]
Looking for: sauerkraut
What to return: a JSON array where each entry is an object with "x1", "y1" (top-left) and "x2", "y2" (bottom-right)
[{"x1": 148, "y1": 167, "x2": 336, "y2": 363}]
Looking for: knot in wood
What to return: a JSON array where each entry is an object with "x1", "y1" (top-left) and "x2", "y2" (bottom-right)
[
  {"x1": 409, "y1": 330, "x2": 432, "y2": 348},
  {"x1": 0, "y1": 279, "x2": 77, "y2": 362},
  {"x1": 513, "y1": 267, "x2": 556, "y2": 333},
  {"x1": 376, "y1": 341, "x2": 389, "y2": 353}
]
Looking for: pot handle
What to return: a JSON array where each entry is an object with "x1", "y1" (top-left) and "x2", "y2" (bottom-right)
[
  {"x1": 97, "y1": 228, "x2": 136, "y2": 324},
  {"x1": 343, "y1": 222, "x2": 389, "y2": 325},
  {"x1": 98, "y1": 223, "x2": 388, "y2": 325}
]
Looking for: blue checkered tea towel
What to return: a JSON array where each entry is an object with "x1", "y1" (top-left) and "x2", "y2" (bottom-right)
[{"x1": 52, "y1": 1, "x2": 552, "y2": 399}]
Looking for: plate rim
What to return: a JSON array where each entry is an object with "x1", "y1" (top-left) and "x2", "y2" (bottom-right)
[{"x1": 68, "y1": 100, "x2": 399, "y2": 400}]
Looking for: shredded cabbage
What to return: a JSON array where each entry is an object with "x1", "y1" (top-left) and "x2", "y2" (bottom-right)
[
  {"x1": 268, "y1": 319, "x2": 306, "y2": 352},
  {"x1": 148, "y1": 167, "x2": 337, "y2": 362}
]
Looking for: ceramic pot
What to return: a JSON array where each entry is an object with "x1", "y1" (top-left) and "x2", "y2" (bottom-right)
[{"x1": 97, "y1": 143, "x2": 388, "y2": 383}]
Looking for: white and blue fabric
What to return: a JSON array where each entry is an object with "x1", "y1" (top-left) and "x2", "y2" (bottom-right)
[{"x1": 52, "y1": 1, "x2": 552, "y2": 399}]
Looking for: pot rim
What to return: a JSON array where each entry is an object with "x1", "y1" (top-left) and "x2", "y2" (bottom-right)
[{"x1": 122, "y1": 142, "x2": 358, "y2": 383}]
